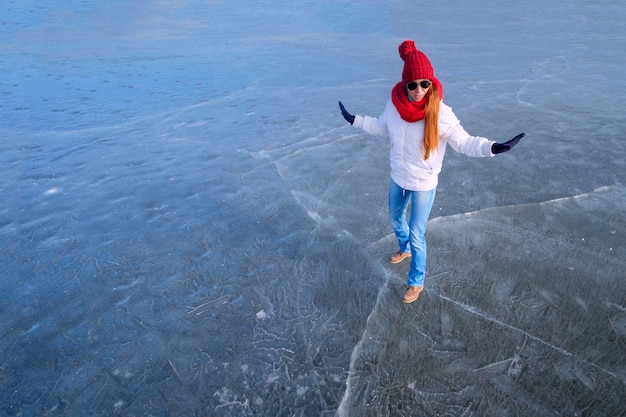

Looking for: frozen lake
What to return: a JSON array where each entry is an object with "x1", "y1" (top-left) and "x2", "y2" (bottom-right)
[{"x1": 1, "y1": 1, "x2": 625, "y2": 416}]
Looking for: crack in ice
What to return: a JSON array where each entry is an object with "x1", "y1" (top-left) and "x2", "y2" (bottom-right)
[{"x1": 430, "y1": 289, "x2": 626, "y2": 384}]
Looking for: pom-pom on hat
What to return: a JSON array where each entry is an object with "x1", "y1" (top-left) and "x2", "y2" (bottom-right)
[{"x1": 399, "y1": 40, "x2": 434, "y2": 83}]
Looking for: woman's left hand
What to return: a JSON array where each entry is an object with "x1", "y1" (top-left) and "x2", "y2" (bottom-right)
[{"x1": 492, "y1": 133, "x2": 525, "y2": 154}]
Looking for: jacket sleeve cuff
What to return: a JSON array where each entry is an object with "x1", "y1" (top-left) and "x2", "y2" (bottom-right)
[{"x1": 486, "y1": 141, "x2": 496, "y2": 157}]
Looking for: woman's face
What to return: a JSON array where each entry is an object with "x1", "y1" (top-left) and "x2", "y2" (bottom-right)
[{"x1": 406, "y1": 79, "x2": 431, "y2": 102}]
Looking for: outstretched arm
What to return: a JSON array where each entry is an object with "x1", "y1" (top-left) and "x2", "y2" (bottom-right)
[
  {"x1": 338, "y1": 101, "x2": 389, "y2": 136},
  {"x1": 441, "y1": 104, "x2": 525, "y2": 157}
]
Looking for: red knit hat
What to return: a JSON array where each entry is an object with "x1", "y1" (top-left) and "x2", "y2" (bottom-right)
[{"x1": 399, "y1": 40, "x2": 434, "y2": 83}]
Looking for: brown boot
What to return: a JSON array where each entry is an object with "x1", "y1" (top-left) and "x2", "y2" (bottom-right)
[
  {"x1": 402, "y1": 286, "x2": 423, "y2": 303},
  {"x1": 389, "y1": 251, "x2": 411, "y2": 264}
]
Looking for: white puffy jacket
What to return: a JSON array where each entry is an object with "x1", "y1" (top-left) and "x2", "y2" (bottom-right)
[{"x1": 353, "y1": 99, "x2": 495, "y2": 191}]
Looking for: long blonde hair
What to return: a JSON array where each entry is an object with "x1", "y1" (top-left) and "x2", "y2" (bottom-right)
[{"x1": 423, "y1": 85, "x2": 440, "y2": 160}]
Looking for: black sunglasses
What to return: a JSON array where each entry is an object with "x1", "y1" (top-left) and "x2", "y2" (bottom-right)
[{"x1": 406, "y1": 80, "x2": 432, "y2": 91}]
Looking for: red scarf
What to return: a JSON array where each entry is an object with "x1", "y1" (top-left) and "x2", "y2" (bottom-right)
[{"x1": 391, "y1": 78, "x2": 444, "y2": 122}]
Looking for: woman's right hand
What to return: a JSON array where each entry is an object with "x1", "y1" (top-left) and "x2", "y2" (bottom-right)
[{"x1": 338, "y1": 101, "x2": 355, "y2": 125}]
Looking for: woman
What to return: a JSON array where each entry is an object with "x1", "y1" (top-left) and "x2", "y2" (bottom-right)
[{"x1": 338, "y1": 40, "x2": 524, "y2": 303}]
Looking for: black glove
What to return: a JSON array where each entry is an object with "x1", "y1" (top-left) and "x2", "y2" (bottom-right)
[
  {"x1": 338, "y1": 101, "x2": 355, "y2": 125},
  {"x1": 492, "y1": 133, "x2": 525, "y2": 154}
]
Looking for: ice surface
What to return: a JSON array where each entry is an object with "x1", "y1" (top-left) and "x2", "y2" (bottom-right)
[
  {"x1": 1, "y1": 0, "x2": 625, "y2": 416},
  {"x1": 340, "y1": 186, "x2": 626, "y2": 416}
]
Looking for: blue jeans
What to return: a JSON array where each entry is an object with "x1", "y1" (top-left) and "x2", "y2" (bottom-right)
[{"x1": 388, "y1": 180, "x2": 436, "y2": 286}]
